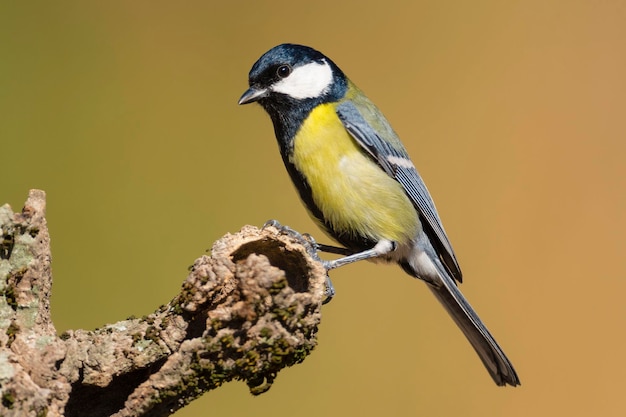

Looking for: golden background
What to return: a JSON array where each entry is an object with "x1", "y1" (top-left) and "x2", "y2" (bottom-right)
[{"x1": 2, "y1": 1, "x2": 625, "y2": 416}]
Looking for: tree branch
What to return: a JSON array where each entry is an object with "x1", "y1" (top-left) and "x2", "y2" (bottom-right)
[{"x1": 0, "y1": 190, "x2": 327, "y2": 417}]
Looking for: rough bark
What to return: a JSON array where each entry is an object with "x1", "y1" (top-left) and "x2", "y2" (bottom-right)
[{"x1": 0, "y1": 190, "x2": 328, "y2": 417}]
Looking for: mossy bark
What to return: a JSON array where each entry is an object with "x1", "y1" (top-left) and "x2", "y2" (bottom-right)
[{"x1": 0, "y1": 190, "x2": 327, "y2": 417}]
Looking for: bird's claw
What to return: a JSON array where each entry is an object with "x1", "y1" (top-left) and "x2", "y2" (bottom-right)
[
  {"x1": 323, "y1": 275, "x2": 335, "y2": 304},
  {"x1": 263, "y1": 220, "x2": 320, "y2": 258},
  {"x1": 263, "y1": 219, "x2": 305, "y2": 240}
]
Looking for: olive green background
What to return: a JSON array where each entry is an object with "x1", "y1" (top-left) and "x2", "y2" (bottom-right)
[{"x1": 2, "y1": 1, "x2": 625, "y2": 416}]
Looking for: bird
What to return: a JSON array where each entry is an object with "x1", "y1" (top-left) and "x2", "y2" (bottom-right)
[{"x1": 238, "y1": 43, "x2": 520, "y2": 387}]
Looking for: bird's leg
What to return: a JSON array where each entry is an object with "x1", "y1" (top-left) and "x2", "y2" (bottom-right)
[
  {"x1": 262, "y1": 222, "x2": 395, "y2": 302},
  {"x1": 314, "y1": 243, "x2": 355, "y2": 256},
  {"x1": 323, "y1": 239, "x2": 397, "y2": 270}
]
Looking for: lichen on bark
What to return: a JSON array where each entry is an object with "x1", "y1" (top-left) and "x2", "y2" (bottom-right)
[{"x1": 0, "y1": 190, "x2": 328, "y2": 417}]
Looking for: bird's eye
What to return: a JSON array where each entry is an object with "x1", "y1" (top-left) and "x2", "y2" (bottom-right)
[{"x1": 276, "y1": 65, "x2": 292, "y2": 78}]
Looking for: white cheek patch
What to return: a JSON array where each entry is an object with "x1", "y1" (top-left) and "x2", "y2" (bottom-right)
[{"x1": 271, "y1": 60, "x2": 333, "y2": 99}]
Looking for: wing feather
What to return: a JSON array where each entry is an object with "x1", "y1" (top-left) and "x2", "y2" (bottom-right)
[{"x1": 336, "y1": 100, "x2": 462, "y2": 282}]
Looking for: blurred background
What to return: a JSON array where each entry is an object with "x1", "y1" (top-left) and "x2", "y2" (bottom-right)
[{"x1": 2, "y1": 1, "x2": 625, "y2": 416}]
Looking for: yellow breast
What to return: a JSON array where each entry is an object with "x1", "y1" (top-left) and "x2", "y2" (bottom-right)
[{"x1": 290, "y1": 103, "x2": 419, "y2": 244}]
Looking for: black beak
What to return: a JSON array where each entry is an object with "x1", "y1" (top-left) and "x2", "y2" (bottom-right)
[{"x1": 238, "y1": 87, "x2": 268, "y2": 105}]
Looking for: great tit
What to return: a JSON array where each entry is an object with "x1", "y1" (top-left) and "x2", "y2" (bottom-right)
[{"x1": 238, "y1": 43, "x2": 520, "y2": 387}]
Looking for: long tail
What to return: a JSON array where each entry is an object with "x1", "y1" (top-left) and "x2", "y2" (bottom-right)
[{"x1": 424, "y1": 258, "x2": 520, "y2": 386}]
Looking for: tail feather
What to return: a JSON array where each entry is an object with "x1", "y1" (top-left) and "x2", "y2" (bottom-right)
[{"x1": 427, "y1": 258, "x2": 520, "y2": 386}]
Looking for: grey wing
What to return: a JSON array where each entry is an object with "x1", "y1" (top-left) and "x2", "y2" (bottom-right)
[{"x1": 336, "y1": 101, "x2": 462, "y2": 283}]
